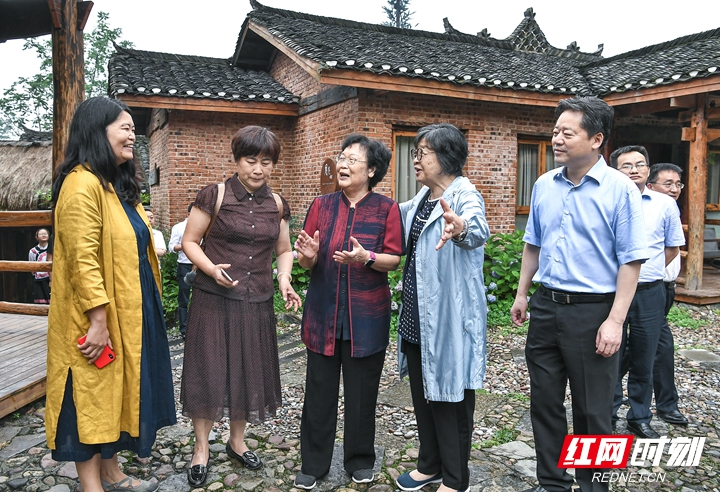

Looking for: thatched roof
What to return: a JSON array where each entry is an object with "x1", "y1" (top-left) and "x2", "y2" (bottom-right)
[{"x1": 0, "y1": 138, "x2": 52, "y2": 211}]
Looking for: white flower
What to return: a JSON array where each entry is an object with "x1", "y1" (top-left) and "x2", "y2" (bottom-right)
[
  {"x1": 394, "y1": 280, "x2": 403, "y2": 292},
  {"x1": 391, "y1": 301, "x2": 399, "y2": 311}
]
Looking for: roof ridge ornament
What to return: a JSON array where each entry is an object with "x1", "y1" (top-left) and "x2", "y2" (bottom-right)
[{"x1": 524, "y1": 7, "x2": 536, "y2": 20}]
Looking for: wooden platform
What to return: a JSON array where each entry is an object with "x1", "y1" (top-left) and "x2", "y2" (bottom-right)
[
  {"x1": 675, "y1": 264, "x2": 720, "y2": 305},
  {"x1": 0, "y1": 313, "x2": 47, "y2": 419}
]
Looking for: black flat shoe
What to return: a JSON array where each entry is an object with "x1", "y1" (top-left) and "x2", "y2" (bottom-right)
[
  {"x1": 656, "y1": 409, "x2": 689, "y2": 426},
  {"x1": 626, "y1": 421, "x2": 661, "y2": 439},
  {"x1": 187, "y1": 455, "x2": 209, "y2": 486},
  {"x1": 226, "y1": 442, "x2": 262, "y2": 470}
]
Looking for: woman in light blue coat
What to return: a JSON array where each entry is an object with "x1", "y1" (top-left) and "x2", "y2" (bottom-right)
[{"x1": 395, "y1": 123, "x2": 490, "y2": 492}]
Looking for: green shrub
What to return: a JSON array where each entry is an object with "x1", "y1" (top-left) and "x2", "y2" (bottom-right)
[
  {"x1": 483, "y1": 230, "x2": 535, "y2": 330},
  {"x1": 388, "y1": 257, "x2": 405, "y2": 338},
  {"x1": 161, "y1": 252, "x2": 179, "y2": 330}
]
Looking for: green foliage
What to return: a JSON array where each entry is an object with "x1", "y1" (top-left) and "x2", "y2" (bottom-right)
[
  {"x1": 388, "y1": 257, "x2": 405, "y2": 338},
  {"x1": 161, "y1": 252, "x2": 179, "y2": 330},
  {"x1": 381, "y1": 0, "x2": 415, "y2": 29},
  {"x1": 483, "y1": 230, "x2": 534, "y2": 330},
  {"x1": 667, "y1": 305, "x2": 704, "y2": 330},
  {"x1": 478, "y1": 426, "x2": 520, "y2": 448},
  {"x1": 140, "y1": 192, "x2": 151, "y2": 206},
  {"x1": 0, "y1": 11, "x2": 134, "y2": 136},
  {"x1": 507, "y1": 392, "x2": 530, "y2": 402},
  {"x1": 35, "y1": 187, "x2": 52, "y2": 210}
]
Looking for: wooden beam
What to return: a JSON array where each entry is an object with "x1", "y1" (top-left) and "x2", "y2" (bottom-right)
[
  {"x1": 614, "y1": 99, "x2": 674, "y2": 118},
  {"x1": 248, "y1": 21, "x2": 322, "y2": 82},
  {"x1": 685, "y1": 93, "x2": 708, "y2": 290},
  {"x1": 320, "y1": 70, "x2": 565, "y2": 107},
  {"x1": 682, "y1": 127, "x2": 696, "y2": 142},
  {"x1": 709, "y1": 128, "x2": 720, "y2": 143},
  {"x1": 116, "y1": 95, "x2": 299, "y2": 116},
  {"x1": 0, "y1": 302, "x2": 49, "y2": 316},
  {"x1": 0, "y1": 261, "x2": 52, "y2": 273},
  {"x1": 670, "y1": 95, "x2": 697, "y2": 108},
  {"x1": 679, "y1": 106, "x2": 720, "y2": 123},
  {"x1": 52, "y1": 0, "x2": 88, "y2": 181},
  {"x1": 603, "y1": 77, "x2": 720, "y2": 106},
  {"x1": 299, "y1": 87, "x2": 358, "y2": 116},
  {"x1": 0, "y1": 211, "x2": 52, "y2": 227}
]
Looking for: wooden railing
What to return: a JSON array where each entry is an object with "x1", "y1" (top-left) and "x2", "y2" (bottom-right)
[{"x1": 0, "y1": 211, "x2": 52, "y2": 316}]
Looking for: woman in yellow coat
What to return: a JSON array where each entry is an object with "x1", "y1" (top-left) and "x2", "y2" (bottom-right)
[{"x1": 45, "y1": 97, "x2": 176, "y2": 492}]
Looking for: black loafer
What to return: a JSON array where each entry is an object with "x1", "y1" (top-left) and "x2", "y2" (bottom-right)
[
  {"x1": 656, "y1": 409, "x2": 689, "y2": 426},
  {"x1": 626, "y1": 421, "x2": 661, "y2": 439},
  {"x1": 226, "y1": 443, "x2": 263, "y2": 470},
  {"x1": 187, "y1": 455, "x2": 209, "y2": 486}
]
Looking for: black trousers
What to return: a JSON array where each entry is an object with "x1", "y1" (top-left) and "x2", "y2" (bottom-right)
[
  {"x1": 300, "y1": 340, "x2": 385, "y2": 477},
  {"x1": 176, "y1": 262, "x2": 193, "y2": 336},
  {"x1": 617, "y1": 282, "x2": 680, "y2": 413},
  {"x1": 525, "y1": 290, "x2": 618, "y2": 492},
  {"x1": 613, "y1": 282, "x2": 665, "y2": 424},
  {"x1": 403, "y1": 341, "x2": 474, "y2": 491},
  {"x1": 655, "y1": 282, "x2": 680, "y2": 413}
]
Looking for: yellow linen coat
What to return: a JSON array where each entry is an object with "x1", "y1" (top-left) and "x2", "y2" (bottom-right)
[{"x1": 45, "y1": 165, "x2": 162, "y2": 448}]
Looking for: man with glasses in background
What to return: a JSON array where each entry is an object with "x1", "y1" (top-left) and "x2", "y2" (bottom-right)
[
  {"x1": 611, "y1": 147, "x2": 685, "y2": 438},
  {"x1": 645, "y1": 163, "x2": 689, "y2": 426}
]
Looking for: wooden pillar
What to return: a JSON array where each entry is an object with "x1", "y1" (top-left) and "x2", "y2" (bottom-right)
[
  {"x1": 684, "y1": 93, "x2": 708, "y2": 290},
  {"x1": 51, "y1": 0, "x2": 87, "y2": 179}
]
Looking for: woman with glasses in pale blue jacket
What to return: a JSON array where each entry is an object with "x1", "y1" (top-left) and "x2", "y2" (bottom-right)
[{"x1": 395, "y1": 123, "x2": 490, "y2": 492}]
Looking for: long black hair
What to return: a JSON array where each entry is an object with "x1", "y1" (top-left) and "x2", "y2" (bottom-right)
[{"x1": 52, "y1": 97, "x2": 141, "y2": 206}]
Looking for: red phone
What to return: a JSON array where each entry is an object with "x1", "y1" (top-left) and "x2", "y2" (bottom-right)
[{"x1": 78, "y1": 335, "x2": 116, "y2": 368}]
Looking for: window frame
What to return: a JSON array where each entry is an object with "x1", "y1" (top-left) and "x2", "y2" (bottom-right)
[
  {"x1": 391, "y1": 130, "x2": 420, "y2": 202},
  {"x1": 516, "y1": 138, "x2": 554, "y2": 215}
]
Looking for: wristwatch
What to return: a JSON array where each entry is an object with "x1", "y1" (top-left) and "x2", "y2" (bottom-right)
[{"x1": 365, "y1": 250, "x2": 376, "y2": 268}]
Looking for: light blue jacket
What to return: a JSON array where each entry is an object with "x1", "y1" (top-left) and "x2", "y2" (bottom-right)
[{"x1": 398, "y1": 176, "x2": 491, "y2": 402}]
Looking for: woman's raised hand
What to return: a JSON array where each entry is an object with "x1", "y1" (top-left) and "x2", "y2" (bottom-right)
[
  {"x1": 436, "y1": 198, "x2": 463, "y2": 250},
  {"x1": 295, "y1": 230, "x2": 320, "y2": 258}
]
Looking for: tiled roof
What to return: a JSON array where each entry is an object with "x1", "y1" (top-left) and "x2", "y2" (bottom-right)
[
  {"x1": 108, "y1": 45, "x2": 298, "y2": 104},
  {"x1": 582, "y1": 29, "x2": 720, "y2": 95},
  {"x1": 238, "y1": 2, "x2": 603, "y2": 95}
]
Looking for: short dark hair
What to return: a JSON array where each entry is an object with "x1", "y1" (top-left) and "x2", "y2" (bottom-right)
[
  {"x1": 648, "y1": 163, "x2": 683, "y2": 184},
  {"x1": 231, "y1": 126, "x2": 281, "y2": 163},
  {"x1": 610, "y1": 145, "x2": 649, "y2": 168},
  {"x1": 555, "y1": 96, "x2": 614, "y2": 150},
  {"x1": 414, "y1": 123, "x2": 467, "y2": 177},
  {"x1": 187, "y1": 203, "x2": 194, "y2": 213},
  {"x1": 340, "y1": 134, "x2": 391, "y2": 189},
  {"x1": 52, "y1": 97, "x2": 141, "y2": 205}
]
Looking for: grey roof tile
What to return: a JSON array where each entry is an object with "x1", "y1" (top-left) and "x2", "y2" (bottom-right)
[{"x1": 108, "y1": 44, "x2": 297, "y2": 104}]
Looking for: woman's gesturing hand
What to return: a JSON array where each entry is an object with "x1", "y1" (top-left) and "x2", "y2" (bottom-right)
[
  {"x1": 436, "y1": 198, "x2": 464, "y2": 250},
  {"x1": 295, "y1": 230, "x2": 320, "y2": 259},
  {"x1": 333, "y1": 237, "x2": 368, "y2": 264},
  {"x1": 279, "y1": 279, "x2": 302, "y2": 312}
]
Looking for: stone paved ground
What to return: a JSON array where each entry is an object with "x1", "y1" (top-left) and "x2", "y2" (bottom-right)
[{"x1": 1, "y1": 304, "x2": 719, "y2": 492}]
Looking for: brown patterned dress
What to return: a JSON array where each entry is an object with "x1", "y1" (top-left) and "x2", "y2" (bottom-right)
[{"x1": 180, "y1": 174, "x2": 289, "y2": 422}]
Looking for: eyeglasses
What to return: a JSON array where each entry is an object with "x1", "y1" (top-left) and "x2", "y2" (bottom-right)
[
  {"x1": 619, "y1": 163, "x2": 648, "y2": 171},
  {"x1": 411, "y1": 148, "x2": 435, "y2": 160},
  {"x1": 650, "y1": 181, "x2": 684, "y2": 190},
  {"x1": 337, "y1": 154, "x2": 366, "y2": 166}
]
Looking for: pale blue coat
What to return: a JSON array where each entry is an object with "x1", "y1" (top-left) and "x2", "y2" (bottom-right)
[{"x1": 398, "y1": 176, "x2": 491, "y2": 402}]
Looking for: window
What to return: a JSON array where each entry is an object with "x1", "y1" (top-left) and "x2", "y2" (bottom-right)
[
  {"x1": 516, "y1": 139, "x2": 556, "y2": 214},
  {"x1": 393, "y1": 132, "x2": 423, "y2": 203}
]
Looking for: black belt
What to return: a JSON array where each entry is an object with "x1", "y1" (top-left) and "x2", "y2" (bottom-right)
[
  {"x1": 540, "y1": 285, "x2": 615, "y2": 305},
  {"x1": 636, "y1": 279, "x2": 663, "y2": 291},
  {"x1": 664, "y1": 281, "x2": 676, "y2": 289}
]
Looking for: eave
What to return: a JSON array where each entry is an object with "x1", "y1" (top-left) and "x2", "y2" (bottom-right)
[
  {"x1": 116, "y1": 94, "x2": 299, "y2": 117},
  {"x1": 319, "y1": 70, "x2": 565, "y2": 107},
  {"x1": 602, "y1": 76, "x2": 720, "y2": 106}
]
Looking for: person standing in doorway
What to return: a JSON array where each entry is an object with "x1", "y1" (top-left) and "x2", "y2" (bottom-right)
[{"x1": 168, "y1": 204, "x2": 193, "y2": 338}]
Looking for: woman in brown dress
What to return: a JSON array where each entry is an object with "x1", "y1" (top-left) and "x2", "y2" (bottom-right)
[{"x1": 180, "y1": 125, "x2": 301, "y2": 487}]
